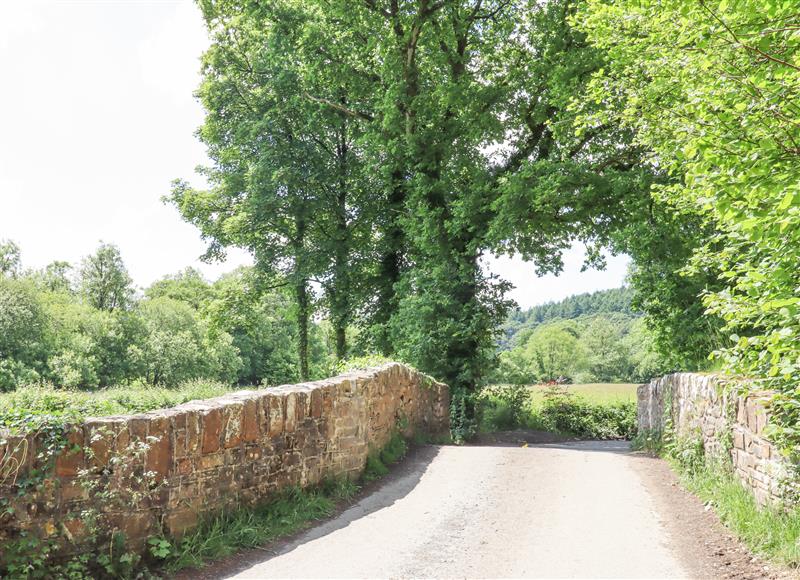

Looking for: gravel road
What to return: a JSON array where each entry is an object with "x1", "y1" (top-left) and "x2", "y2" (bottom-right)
[{"x1": 213, "y1": 440, "x2": 786, "y2": 579}]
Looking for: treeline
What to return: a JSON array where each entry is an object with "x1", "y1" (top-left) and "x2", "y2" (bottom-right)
[
  {"x1": 501, "y1": 287, "x2": 636, "y2": 349},
  {"x1": 0, "y1": 240, "x2": 337, "y2": 391},
  {"x1": 576, "y1": 1, "x2": 800, "y2": 448},
  {"x1": 495, "y1": 288, "x2": 665, "y2": 384}
]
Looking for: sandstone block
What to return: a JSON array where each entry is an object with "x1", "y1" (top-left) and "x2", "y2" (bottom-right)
[
  {"x1": 268, "y1": 396, "x2": 284, "y2": 437},
  {"x1": 242, "y1": 399, "x2": 259, "y2": 442},
  {"x1": 223, "y1": 404, "x2": 243, "y2": 449},
  {"x1": 146, "y1": 417, "x2": 172, "y2": 479},
  {"x1": 55, "y1": 428, "x2": 84, "y2": 478},
  {"x1": 202, "y1": 409, "x2": 222, "y2": 454}
]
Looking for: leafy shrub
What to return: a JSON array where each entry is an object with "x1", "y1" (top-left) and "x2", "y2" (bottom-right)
[
  {"x1": 162, "y1": 485, "x2": 339, "y2": 572},
  {"x1": 665, "y1": 433, "x2": 706, "y2": 476},
  {"x1": 537, "y1": 386, "x2": 636, "y2": 439},
  {"x1": 363, "y1": 431, "x2": 407, "y2": 482},
  {"x1": 477, "y1": 384, "x2": 531, "y2": 430}
]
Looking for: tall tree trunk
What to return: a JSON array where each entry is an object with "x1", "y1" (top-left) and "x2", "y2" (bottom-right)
[
  {"x1": 373, "y1": 171, "x2": 405, "y2": 355},
  {"x1": 331, "y1": 120, "x2": 350, "y2": 361},
  {"x1": 296, "y1": 277, "x2": 310, "y2": 380},
  {"x1": 294, "y1": 211, "x2": 310, "y2": 380}
]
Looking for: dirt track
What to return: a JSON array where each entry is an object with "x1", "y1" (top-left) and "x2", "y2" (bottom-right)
[{"x1": 198, "y1": 438, "x2": 790, "y2": 579}]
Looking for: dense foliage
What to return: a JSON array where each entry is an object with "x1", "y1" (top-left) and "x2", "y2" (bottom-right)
[
  {"x1": 0, "y1": 241, "x2": 337, "y2": 392},
  {"x1": 577, "y1": 0, "x2": 800, "y2": 454},
  {"x1": 479, "y1": 384, "x2": 636, "y2": 440},
  {"x1": 496, "y1": 288, "x2": 669, "y2": 384},
  {"x1": 171, "y1": 0, "x2": 654, "y2": 438},
  {"x1": 496, "y1": 314, "x2": 667, "y2": 384}
]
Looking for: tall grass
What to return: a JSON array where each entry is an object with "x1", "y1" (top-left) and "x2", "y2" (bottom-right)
[
  {"x1": 676, "y1": 461, "x2": 800, "y2": 567},
  {"x1": 0, "y1": 380, "x2": 236, "y2": 426},
  {"x1": 163, "y1": 479, "x2": 359, "y2": 572}
]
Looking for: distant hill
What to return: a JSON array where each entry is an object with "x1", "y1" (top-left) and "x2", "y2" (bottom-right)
[{"x1": 500, "y1": 287, "x2": 639, "y2": 350}]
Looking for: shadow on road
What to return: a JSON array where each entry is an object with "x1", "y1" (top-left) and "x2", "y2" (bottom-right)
[
  {"x1": 180, "y1": 444, "x2": 442, "y2": 580},
  {"x1": 182, "y1": 435, "x2": 634, "y2": 579}
]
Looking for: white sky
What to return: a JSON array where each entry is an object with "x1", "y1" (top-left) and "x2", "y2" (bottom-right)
[{"x1": 0, "y1": 0, "x2": 629, "y2": 310}]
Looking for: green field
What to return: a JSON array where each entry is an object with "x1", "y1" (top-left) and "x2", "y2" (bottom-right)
[{"x1": 528, "y1": 383, "x2": 640, "y2": 405}]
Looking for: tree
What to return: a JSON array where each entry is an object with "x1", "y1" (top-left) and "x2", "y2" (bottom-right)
[
  {"x1": 138, "y1": 297, "x2": 241, "y2": 386},
  {"x1": 145, "y1": 267, "x2": 210, "y2": 310},
  {"x1": 0, "y1": 239, "x2": 21, "y2": 278},
  {"x1": 36, "y1": 261, "x2": 73, "y2": 293},
  {"x1": 171, "y1": 0, "x2": 655, "y2": 439},
  {"x1": 203, "y1": 268, "x2": 300, "y2": 386},
  {"x1": 169, "y1": 0, "x2": 378, "y2": 377},
  {"x1": 524, "y1": 323, "x2": 585, "y2": 382},
  {"x1": 78, "y1": 242, "x2": 134, "y2": 312},
  {"x1": 0, "y1": 278, "x2": 49, "y2": 389},
  {"x1": 578, "y1": 0, "x2": 800, "y2": 450},
  {"x1": 580, "y1": 316, "x2": 629, "y2": 382}
]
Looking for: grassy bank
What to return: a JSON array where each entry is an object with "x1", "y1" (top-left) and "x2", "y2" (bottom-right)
[
  {"x1": 635, "y1": 434, "x2": 800, "y2": 568},
  {"x1": 158, "y1": 431, "x2": 409, "y2": 574},
  {"x1": 160, "y1": 479, "x2": 359, "y2": 572},
  {"x1": 528, "y1": 383, "x2": 638, "y2": 405}
]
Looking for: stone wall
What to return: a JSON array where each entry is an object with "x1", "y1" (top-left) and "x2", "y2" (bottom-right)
[
  {"x1": 0, "y1": 363, "x2": 449, "y2": 555},
  {"x1": 638, "y1": 373, "x2": 791, "y2": 505}
]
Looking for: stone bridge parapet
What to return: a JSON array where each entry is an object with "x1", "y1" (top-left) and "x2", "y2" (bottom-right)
[
  {"x1": 0, "y1": 363, "x2": 449, "y2": 553},
  {"x1": 639, "y1": 373, "x2": 792, "y2": 505}
]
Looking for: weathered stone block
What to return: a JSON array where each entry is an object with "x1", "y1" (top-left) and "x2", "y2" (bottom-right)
[
  {"x1": 242, "y1": 399, "x2": 259, "y2": 442},
  {"x1": 147, "y1": 417, "x2": 172, "y2": 479},
  {"x1": 223, "y1": 404, "x2": 243, "y2": 449},
  {"x1": 268, "y1": 396, "x2": 284, "y2": 437},
  {"x1": 201, "y1": 409, "x2": 222, "y2": 454},
  {"x1": 55, "y1": 428, "x2": 84, "y2": 478}
]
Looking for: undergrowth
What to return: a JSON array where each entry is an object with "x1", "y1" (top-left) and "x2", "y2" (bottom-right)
[
  {"x1": 679, "y1": 462, "x2": 800, "y2": 567},
  {"x1": 163, "y1": 429, "x2": 413, "y2": 574},
  {"x1": 0, "y1": 380, "x2": 234, "y2": 426},
  {"x1": 478, "y1": 384, "x2": 636, "y2": 440},
  {"x1": 160, "y1": 479, "x2": 359, "y2": 572},
  {"x1": 639, "y1": 430, "x2": 800, "y2": 568},
  {"x1": 363, "y1": 431, "x2": 408, "y2": 481}
]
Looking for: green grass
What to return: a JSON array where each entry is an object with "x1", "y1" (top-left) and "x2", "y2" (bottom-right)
[
  {"x1": 636, "y1": 433, "x2": 800, "y2": 568},
  {"x1": 161, "y1": 479, "x2": 359, "y2": 572},
  {"x1": 164, "y1": 432, "x2": 409, "y2": 573},
  {"x1": 672, "y1": 459, "x2": 800, "y2": 567},
  {"x1": 0, "y1": 381, "x2": 238, "y2": 427},
  {"x1": 528, "y1": 383, "x2": 639, "y2": 405},
  {"x1": 364, "y1": 431, "x2": 408, "y2": 481}
]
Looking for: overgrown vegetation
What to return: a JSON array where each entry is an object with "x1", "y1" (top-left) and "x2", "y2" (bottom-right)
[
  {"x1": 1, "y1": 423, "x2": 167, "y2": 579},
  {"x1": 0, "y1": 243, "x2": 347, "y2": 393},
  {"x1": 478, "y1": 384, "x2": 637, "y2": 440},
  {"x1": 577, "y1": 0, "x2": 800, "y2": 454},
  {"x1": 158, "y1": 430, "x2": 410, "y2": 574},
  {"x1": 158, "y1": 480, "x2": 359, "y2": 573},
  {"x1": 0, "y1": 381, "x2": 233, "y2": 427}
]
